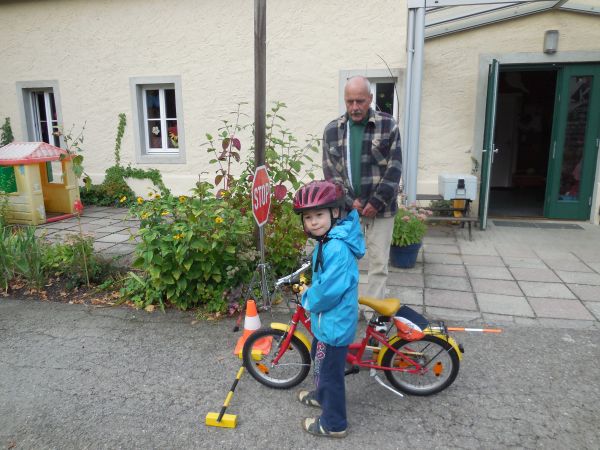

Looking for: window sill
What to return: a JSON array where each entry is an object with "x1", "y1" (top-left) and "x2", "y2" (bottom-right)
[{"x1": 136, "y1": 152, "x2": 186, "y2": 165}]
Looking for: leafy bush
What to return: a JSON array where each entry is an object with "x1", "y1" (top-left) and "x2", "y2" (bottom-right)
[
  {"x1": 203, "y1": 101, "x2": 318, "y2": 276},
  {"x1": 44, "y1": 234, "x2": 112, "y2": 288},
  {"x1": 1, "y1": 117, "x2": 14, "y2": 146},
  {"x1": 0, "y1": 226, "x2": 116, "y2": 292},
  {"x1": 0, "y1": 193, "x2": 9, "y2": 229},
  {"x1": 122, "y1": 186, "x2": 257, "y2": 312},
  {"x1": 121, "y1": 102, "x2": 317, "y2": 313},
  {"x1": 79, "y1": 113, "x2": 169, "y2": 206},
  {"x1": 10, "y1": 226, "x2": 47, "y2": 289}
]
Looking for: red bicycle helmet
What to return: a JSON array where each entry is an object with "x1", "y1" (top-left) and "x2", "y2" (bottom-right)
[{"x1": 293, "y1": 180, "x2": 344, "y2": 213}]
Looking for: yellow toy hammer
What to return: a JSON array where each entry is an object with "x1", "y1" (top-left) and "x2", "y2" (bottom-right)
[{"x1": 205, "y1": 366, "x2": 245, "y2": 428}]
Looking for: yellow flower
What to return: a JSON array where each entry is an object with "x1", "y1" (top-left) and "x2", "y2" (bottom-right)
[
  {"x1": 137, "y1": 197, "x2": 143, "y2": 204},
  {"x1": 141, "y1": 212, "x2": 149, "y2": 219},
  {"x1": 119, "y1": 196, "x2": 127, "y2": 203},
  {"x1": 173, "y1": 233, "x2": 184, "y2": 240},
  {"x1": 161, "y1": 211, "x2": 169, "y2": 216},
  {"x1": 179, "y1": 195, "x2": 186, "y2": 203},
  {"x1": 154, "y1": 194, "x2": 161, "y2": 199},
  {"x1": 215, "y1": 216, "x2": 224, "y2": 224}
]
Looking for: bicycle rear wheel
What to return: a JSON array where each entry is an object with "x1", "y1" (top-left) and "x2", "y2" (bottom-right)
[
  {"x1": 242, "y1": 328, "x2": 311, "y2": 389},
  {"x1": 381, "y1": 335, "x2": 459, "y2": 396}
]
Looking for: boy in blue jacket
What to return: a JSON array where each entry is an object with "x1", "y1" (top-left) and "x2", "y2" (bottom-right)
[{"x1": 292, "y1": 180, "x2": 365, "y2": 438}]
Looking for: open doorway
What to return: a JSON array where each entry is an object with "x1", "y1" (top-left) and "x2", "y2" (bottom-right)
[{"x1": 488, "y1": 69, "x2": 557, "y2": 217}]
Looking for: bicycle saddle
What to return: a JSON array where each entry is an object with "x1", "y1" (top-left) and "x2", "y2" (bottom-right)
[{"x1": 358, "y1": 297, "x2": 401, "y2": 317}]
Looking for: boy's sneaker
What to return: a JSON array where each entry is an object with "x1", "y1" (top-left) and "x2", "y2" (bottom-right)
[
  {"x1": 297, "y1": 390, "x2": 321, "y2": 408},
  {"x1": 302, "y1": 417, "x2": 347, "y2": 438}
]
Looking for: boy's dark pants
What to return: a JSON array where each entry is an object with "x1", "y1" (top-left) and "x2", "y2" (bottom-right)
[{"x1": 310, "y1": 338, "x2": 349, "y2": 432}]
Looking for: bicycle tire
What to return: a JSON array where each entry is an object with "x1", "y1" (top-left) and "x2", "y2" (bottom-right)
[
  {"x1": 381, "y1": 334, "x2": 460, "y2": 396},
  {"x1": 242, "y1": 328, "x2": 311, "y2": 389}
]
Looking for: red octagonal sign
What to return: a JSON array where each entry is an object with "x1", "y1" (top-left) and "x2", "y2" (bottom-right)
[{"x1": 251, "y1": 165, "x2": 271, "y2": 226}]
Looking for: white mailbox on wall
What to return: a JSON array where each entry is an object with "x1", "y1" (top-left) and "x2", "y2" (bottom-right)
[{"x1": 438, "y1": 174, "x2": 478, "y2": 201}]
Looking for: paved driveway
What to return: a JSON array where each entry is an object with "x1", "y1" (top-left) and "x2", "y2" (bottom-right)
[{"x1": 1, "y1": 298, "x2": 599, "y2": 449}]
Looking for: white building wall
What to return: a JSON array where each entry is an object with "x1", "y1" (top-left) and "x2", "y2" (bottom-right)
[
  {"x1": 0, "y1": 0, "x2": 406, "y2": 194},
  {"x1": 419, "y1": 10, "x2": 600, "y2": 195}
]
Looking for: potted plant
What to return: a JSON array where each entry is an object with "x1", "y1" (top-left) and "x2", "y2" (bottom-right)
[{"x1": 390, "y1": 204, "x2": 430, "y2": 268}]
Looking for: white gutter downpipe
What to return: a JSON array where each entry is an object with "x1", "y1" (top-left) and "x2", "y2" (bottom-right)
[
  {"x1": 402, "y1": 7, "x2": 415, "y2": 202},
  {"x1": 405, "y1": 3, "x2": 426, "y2": 204}
]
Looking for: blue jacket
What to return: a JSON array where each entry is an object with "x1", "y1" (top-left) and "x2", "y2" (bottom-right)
[{"x1": 301, "y1": 209, "x2": 365, "y2": 346}]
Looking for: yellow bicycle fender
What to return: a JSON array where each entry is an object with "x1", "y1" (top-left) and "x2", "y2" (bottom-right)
[
  {"x1": 270, "y1": 322, "x2": 312, "y2": 352},
  {"x1": 377, "y1": 332, "x2": 463, "y2": 365}
]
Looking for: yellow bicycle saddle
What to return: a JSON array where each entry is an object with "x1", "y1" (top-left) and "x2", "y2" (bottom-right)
[{"x1": 358, "y1": 297, "x2": 401, "y2": 317}]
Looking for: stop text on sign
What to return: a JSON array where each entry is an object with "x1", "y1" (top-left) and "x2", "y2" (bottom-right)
[{"x1": 253, "y1": 183, "x2": 270, "y2": 210}]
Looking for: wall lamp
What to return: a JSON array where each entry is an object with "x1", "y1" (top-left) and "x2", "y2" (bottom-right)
[{"x1": 544, "y1": 30, "x2": 559, "y2": 54}]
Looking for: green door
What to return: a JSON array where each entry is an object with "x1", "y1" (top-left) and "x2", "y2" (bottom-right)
[
  {"x1": 545, "y1": 64, "x2": 600, "y2": 220},
  {"x1": 478, "y1": 59, "x2": 500, "y2": 230}
]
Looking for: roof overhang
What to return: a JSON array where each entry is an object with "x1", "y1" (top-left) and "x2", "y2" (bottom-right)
[{"x1": 414, "y1": 0, "x2": 600, "y2": 39}]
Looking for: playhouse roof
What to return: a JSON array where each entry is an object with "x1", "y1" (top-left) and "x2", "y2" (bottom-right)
[{"x1": 0, "y1": 142, "x2": 71, "y2": 166}]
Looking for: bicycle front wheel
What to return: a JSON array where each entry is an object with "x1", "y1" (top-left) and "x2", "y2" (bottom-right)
[
  {"x1": 382, "y1": 335, "x2": 460, "y2": 396},
  {"x1": 242, "y1": 328, "x2": 311, "y2": 389}
]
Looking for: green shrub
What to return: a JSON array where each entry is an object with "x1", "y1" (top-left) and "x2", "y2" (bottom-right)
[
  {"x1": 1, "y1": 117, "x2": 14, "y2": 146},
  {"x1": 123, "y1": 188, "x2": 257, "y2": 312},
  {"x1": 80, "y1": 113, "x2": 169, "y2": 206},
  {"x1": 10, "y1": 226, "x2": 47, "y2": 289},
  {"x1": 44, "y1": 234, "x2": 112, "y2": 288},
  {"x1": 0, "y1": 225, "x2": 118, "y2": 291},
  {"x1": 0, "y1": 192, "x2": 9, "y2": 229},
  {"x1": 122, "y1": 102, "x2": 318, "y2": 313}
]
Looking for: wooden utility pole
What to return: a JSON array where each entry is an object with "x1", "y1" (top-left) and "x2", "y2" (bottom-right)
[{"x1": 254, "y1": 0, "x2": 266, "y2": 168}]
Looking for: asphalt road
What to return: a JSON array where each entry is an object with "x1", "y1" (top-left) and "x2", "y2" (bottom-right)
[{"x1": 1, "y1": 298, "x2": 599, "y2": 450}]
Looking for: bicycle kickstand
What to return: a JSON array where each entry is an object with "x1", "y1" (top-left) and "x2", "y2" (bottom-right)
[{"x1": 370, "y1": 369, "x2": 404, "y2": 398}]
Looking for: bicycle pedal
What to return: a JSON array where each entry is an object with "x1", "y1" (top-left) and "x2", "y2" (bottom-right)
[{"x1": 344, "y1": 365, "x2": 360, "y2": 376}]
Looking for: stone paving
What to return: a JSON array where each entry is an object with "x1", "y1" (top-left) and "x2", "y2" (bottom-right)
[
  {"x1": 35, "y1": 206, "x2": 139, "y2": 266},
  {"x1": 362, "y1": 220, "x2": 600, "y2": 329},
  {"x1": 35, "y1": 206, "x2": 600, "y2": 328}
]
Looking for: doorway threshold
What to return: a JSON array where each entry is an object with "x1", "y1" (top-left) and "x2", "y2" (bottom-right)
[{"x1": 492, "y1": 220, "x2": 583, "y2": 230}]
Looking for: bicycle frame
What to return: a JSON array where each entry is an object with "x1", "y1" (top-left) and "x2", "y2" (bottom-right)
[{"x1": 271, "y1": 300, "x2": 441, "y2": 376}]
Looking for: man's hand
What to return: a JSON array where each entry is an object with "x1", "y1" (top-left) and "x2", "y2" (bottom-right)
[
  {"x1": 352, "y1": 198, "x2": 363, "y2": 214},
  {"x1": 362, "y1": 202, "x2": 378, "y2": 218}
]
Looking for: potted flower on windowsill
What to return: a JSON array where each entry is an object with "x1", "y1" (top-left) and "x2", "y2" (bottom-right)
[{"x1": 390, "y1": 204, "x2": 430, "y2": 268}]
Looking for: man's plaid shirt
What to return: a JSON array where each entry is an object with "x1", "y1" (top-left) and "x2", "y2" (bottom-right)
[{"x1": 322, "y1": 109, "x2": 402, "y2": 218}]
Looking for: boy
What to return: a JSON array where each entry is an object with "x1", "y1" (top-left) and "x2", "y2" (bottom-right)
[{"x1": 292, "y1": 180, "x2": 365, "y2": 438}]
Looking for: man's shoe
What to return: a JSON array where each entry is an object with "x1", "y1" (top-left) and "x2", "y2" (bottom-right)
[
  {"x1": 297, "y1": 390, "x2": 321, "y2": 408},
  {"x1": 302, "y1": 417, "x2": 347, "y2": 438}
]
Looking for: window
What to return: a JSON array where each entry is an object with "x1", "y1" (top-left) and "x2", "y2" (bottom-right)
[
  {"x1": 17, "y1": 81, "x2": 64, "y2": 183},
  {"x1": 131, "y1": 76, "x2": 185, "y2": 164},
  {"x1": 17, "y1": 81, "x2": 64, "y2": 146},
  {"x1": 143, "y1": 87, "x2": 179, "y2": 153},
  {"x1": 370, "y1": 81, "x2": 397, "y2": 116},
  {"x1": 31, "y1": 90, "x2": 60, "y2": 146}
]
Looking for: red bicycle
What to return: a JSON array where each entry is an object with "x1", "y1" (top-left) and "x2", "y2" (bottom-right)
[{"x1": 242, "y1": 263, "x2": 463, "y2": 396}]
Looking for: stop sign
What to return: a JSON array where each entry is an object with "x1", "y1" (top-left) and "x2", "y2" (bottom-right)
[{"x1": 251, "y1": 165, "x2": 271, "y2": 226}]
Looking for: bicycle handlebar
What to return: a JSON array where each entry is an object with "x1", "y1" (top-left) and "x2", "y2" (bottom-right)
[{"x1": 274, "y1": 260, "x2": 311, "y2": 288}]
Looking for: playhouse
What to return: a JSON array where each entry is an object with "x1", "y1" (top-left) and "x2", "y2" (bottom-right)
[{"x1": 0, "y1": 142, "x2": 81, "y2": 225}]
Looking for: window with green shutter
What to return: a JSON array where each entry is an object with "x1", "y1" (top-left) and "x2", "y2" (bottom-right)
[{"x1": 0, "y1": 166, "x2": 17, "y2": 193}]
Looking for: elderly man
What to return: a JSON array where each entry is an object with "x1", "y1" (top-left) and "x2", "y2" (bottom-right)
[{"x1": 322, "y1": 75, "x2": 402, "y2": 311}]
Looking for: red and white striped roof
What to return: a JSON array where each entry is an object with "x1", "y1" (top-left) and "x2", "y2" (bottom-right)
[{"x1": 0, "y1": 142, "x2": 71, "y2": 166}]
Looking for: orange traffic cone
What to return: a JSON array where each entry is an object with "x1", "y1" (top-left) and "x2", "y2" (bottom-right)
[{"x1": 233, "y1": 299, "x2": 272, "y2": 358}]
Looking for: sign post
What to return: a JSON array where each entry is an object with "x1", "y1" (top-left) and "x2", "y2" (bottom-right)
[{"x1": 251, "y1": 165, "x2": 271, "y2": 306}]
